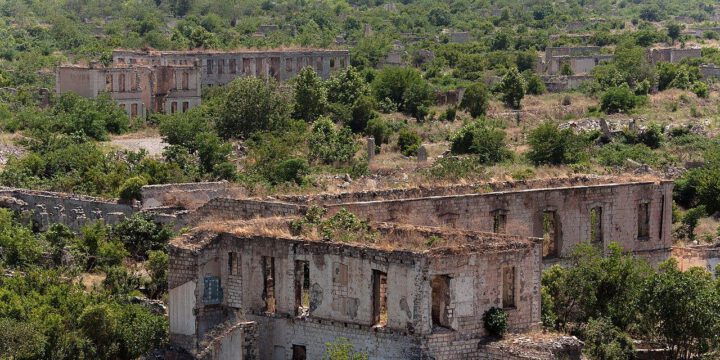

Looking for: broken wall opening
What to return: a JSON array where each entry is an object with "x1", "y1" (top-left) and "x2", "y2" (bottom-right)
[
  {"x1": 638, "y1": 202, "x2": 650, "y2": 240},
  {"x1": 492, "y1": 209, "x2": 507, "y2": 234},
  {"x1": 262, "y1": 256, "x2": 276, "y2": 313},
  {"x1": 590, "y1": 206, "x2": 603, "y2": 245},
  {"x1": 543, "y1": 211, "x2": 559, "y2": 258},
  {"x1": 431, "y1": 275, "x2": 451, "y2": 329},
  {"x1": 292, "y1": 345, "x2": 306, "y2": 360},
  {"x1": 502, "y1": 267, "x2": 516, "y2": 308},
  {"x1": 294, "y1": 260, "x2": 310, "y2": 316},
  {"x1": 372, "y1": 270, "x2": 387, "y2": 326}
]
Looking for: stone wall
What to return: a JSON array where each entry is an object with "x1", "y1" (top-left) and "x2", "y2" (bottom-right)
[
  {"x1": 141, "y1": 181, "x2": 232, "y2": 210},
  {"x1": 0, "y1": 187, "x2": 134, "y2": 231},
  {"x1": 322, "y1": 181, "x2": 673, "y2": 262},
  {"x1": 183, "y1": 198, "x2": 304, "y2": 227},
  {"x1": 673, "y1": 245, "x2": 720, "y2": 273}
]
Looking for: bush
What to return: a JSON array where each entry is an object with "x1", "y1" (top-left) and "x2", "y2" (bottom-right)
[
  {"x1": 583, "y1": 318, "x2": 635, "y2": 360},
  {"x1": 527, "y1": 122, "x2": 587, "y2": 165},
  {"x1": 215, "y1": 77, "x2": 290, "y2": 139},
  {"x1": 692, "y1": 81, "x2": 709, "y2": 98},
  {"x1": 499, "y1": 66, "x2": 526, "y2": 109},
  {"x1": 112, "y1": 213, "x2": 172, "y2": 259},
  {"x1": 309, "y1": 117, "x2": 359, "y2": 165},
  {"x1": 118, "y1": 176, "x2": 147, "y2": 203},
  {"x1": 364, "y1": 117, "x2": 391, "y2": 150},
  {"x1": 601, "y1": 86, "x2": 640, "y2": 114},
  {"x1": 444, "y1": 107, "x2": 457, "y2": 121},
  {"x1": 271, "y1": 157, "x2": 309, "y2": 185},
  {"x1": 293, "y1": 66, "x2": 328, "y2": 122},
  {"x1": 483, "y1": 307, "x2": 508, "y2": 337},
  {"x1": 525, "y1": 73, "x2": 546, "y2": 95},
  {"x1": 450, "y1": 120, "x2": 512, "y2": 164},
  {"x1": 349, "y1": 96, "x2": 377, "y2": 133},
  {"x1": 459, "y1": 82, "x2": 490, "y2": 118},
  {"x1": 372, "y1": 67, "x2": 432, "y2": 118},
  {"x1": 397, "y1": 128, "x2": 421, "y2": 156}
]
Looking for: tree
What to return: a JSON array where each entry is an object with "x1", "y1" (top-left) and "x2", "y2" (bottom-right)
[
  {"x1": 118, "y1": 176, "x2": 147, "y2": 203},
  {"x1": 460, "y1": 82, "x2": 490, "y2": 118},
  {"x1": 372, "y1": 67, "x2": 433, "y2": 118},
  {"x1": 308, "y1": 117, "x2": 358, "y2": 165},
  {"x1": 601, "y1": 86, "x2": 640, "y2": 114},
  {"x1": 428, "y1": 7, "x2": 451, "y2": 26},
  {"x1": 583, "y1": 317, "x2": 635, "y2": 360},
  {"x1": 293, "y1": 66, "x2": 328, "y2": 122},
  {"x1": 499, "y1": 67, "x2": 526, "y2": 109},
  {"x1": 349, "y1": 96, "x2": 377, "y2": 133},
  {"x1": 525, "y1": 73, "x2": 546, "y2": 95},
  {"x1": 112, "y1": 213, "x2": 172, "y2": 259},
  {"x1": 527, "y1": 122, "x2": 584, "y2": 165},
  {"x1": 215, "y1": 77, "x2": 290, "y2": 139},
  {"x1": 397, "y1": 128, "x2": 421, "y2": 156},
  {"x1": 450, "y1": 120, "x2": 512, "y2": 164},
  {"x1": 667, "y1": 23, "x2": 682, "y2": 45},
  {"x1": 327, "y1": 67, "x2": 369, "y2": 106},
  {"x1": 639, "y1": 259, "x2": 720, "y2": 360}
]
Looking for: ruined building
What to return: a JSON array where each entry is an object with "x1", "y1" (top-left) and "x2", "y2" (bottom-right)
[
  {"x1": 538, "y1": 46, "x2": 613, "y2": 92},
  {"x1": 56, "y1": 62, "x2": 202, "y2": 117},
  {"x1": 56, "y1": 48, "x2": 349, "y2": 118},
  {"x1": 111, "y1": 48, "x2": 350, "y2": 84},
  {"x1": 159, "y1": 177, "x2": 672, "y2": 359}
]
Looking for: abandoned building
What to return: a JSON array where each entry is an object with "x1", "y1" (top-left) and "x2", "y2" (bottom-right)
[
  {"x1": 56, "y1": 61, "x2": 202, "y2": 117},
  {"x1": 538, "y1": 46, "x2": 613, "y2": 90},
  {"x1": 111, "y1": 48, "x2": 350, "y2": 84},
  {"x1": 647, "y1": 47, "x2": 702, "y2": 64},
  {"x1": 56, "y1": 48, "x2": 349, "y2": 118},
  {"x1": 0, "y1": 176, "x2": 685, "y2": 358},
  {"x1": 151, "y1": 176, "x2": 675, "y2": 358}
]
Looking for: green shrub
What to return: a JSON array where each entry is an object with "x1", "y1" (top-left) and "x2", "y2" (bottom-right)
[
  {"x1": 459, "y1": 82, "x2": 490, "y2": 118},
  {"x1": 601, "y1": 86, "x2": 640, "y2": 114},
  {"x1": 483, "y1": 307, "x2": 508, "y2": 337},
  {"x1": 349, "y1": 96, "x2": 377, "y2": 133},
  {"x1": 499, "y1": 66, "x2": 526, "y2": 109},
  {"x1": 309, "y1": 117, "x2": 358, "y2": 165},
  {"x1": 583, "y1": 317, "x2": 635, "y2": 360},
  {"x1": 527, "y1": 122, "x2": 586, "y2": 165},
  {"x1": 271, "y1": 157, "x2": 309, "y2": 185},
  {"x1": 450, "y1": 120, "x2": 512, "y2": 164},
  {"x1": 444, "y1": 106, "x2": 457, "y2": 121},
  {"x1": 692, "y1": 81, "x2": 709, "y2": 98},
  {"x1": 365, "y1": 117, "x2": 391, "y2": 150},
  {"x1": 397, "y1": 128, "x2": 421, "y2": 156},
  {"x1": 293, "y1": 66, "x2": 328, "y2": 122},
  {"x1": 112, "y1": 213, "x2": 172, "y2": 259},
  {"x1": 525, "y1": 73, "x2": 546, "y2": 95},
  {"x1": 597, "y1": 143, "x2": 656, "y2": 167},
  {"x1": 118, "y1": 176, "x2": 147, "y2": 203}
]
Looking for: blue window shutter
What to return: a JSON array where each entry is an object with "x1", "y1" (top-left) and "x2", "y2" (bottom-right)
[{"x1": 203, "y1": 276, "x2": 223, "y2": 305}]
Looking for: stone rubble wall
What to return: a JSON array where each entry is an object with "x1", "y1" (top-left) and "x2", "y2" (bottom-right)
[
  {"x1": 673, "y1": 246, "x2": 720, "y2": 273},
  {"x1": 0, "y1": 187, "x2": 134, "y2": 231},
  {"x1": 141, "y1": 182, "x2": 233, "y2": 210}
]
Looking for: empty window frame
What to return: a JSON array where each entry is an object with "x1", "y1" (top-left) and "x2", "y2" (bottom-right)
[
  {"x1": 130, "y1": 103, "x2": 138, "y2": 118},
  {"x1": 182, "y1": 101, "x2": 189, "y2": 112},
  {"x1": 431, "y1": 275, "x2": 451, "y2": 329},
  {"x1": 330, "y1": 58, "x2": 336, "y2": 68},
  {"x1": 292, "y1": 345, "x2": 306, "y2": 360},
  {"x1": 372, "y1": 270, "x2": 387, "y2": 326},
  {"x1": 228, "y1": 252, "x2": 239, "y2": 276},
  {"x1": 502, "y1": 267, "x2": 516, "y2": 308},
  {"x1": 638, "y1": 202, "x2": 650, "y2": 240},
  {"x1": 105, "y1": 74, "x2": 113, "y2": 91},
  {"x1": 182, "y1": 72, "x2": 189, "y2": 90},
  {"x1": 229, "y1": 59, "x2": 236, "y2": 74},
  {"x1": 130, "y1": 73, "x2": 138, "y2": 91},
  {"x1": 294, "y1": 260, "x2": 310, "y2": 316},
  {"x1": 590, "y1": 206, "x2": 603, "y2": 245},
  {"x1": 218, "y1": 59, "x2": 224, "y2": 74},
  {"x1": 285, "y1": 58, "x2": 293, "y2": 72},
  {"x1": 262, "y1": 256, "x2": 276, "y2": 313},
  {"x1": 542, "y1": 210, "x2": 559, "y2": 258},
  {"x1": 492, "y1": 209, "x2": 507, "y2": 234},
  {"x1": 207, "y1": 59, "x2": 213, "y2": 74},
  {"x1": 118, "y1": 73, "x2": 126, "y2": 92},
  {"x1": 171, "y1": 101, "x2": 177, "y2": 114}
]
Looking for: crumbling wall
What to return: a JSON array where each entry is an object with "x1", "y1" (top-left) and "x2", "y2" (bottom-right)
[
  {"x1": 141, "y1": 182, "x2": 232, "y2": 210},
  {"x1": 323, "y1": 182, "x2": 673, "y2": 261},
  {"x1": 673, "y1": 246, "x2": 720, "y2": 273},
  {"x1": 184, "y1": 198, "x2": 304, "y2": 227},
  {"x1": 0, "y1": 188, "x2": 134, "y2": 231}
]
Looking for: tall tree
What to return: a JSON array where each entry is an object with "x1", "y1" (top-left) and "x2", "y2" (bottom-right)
[
  {"x1": 293, "y1": 66, "x2": 328, "y2": 122},
  {"x1": 499, "y1": 66, "x2": 526, "y2": 109}
]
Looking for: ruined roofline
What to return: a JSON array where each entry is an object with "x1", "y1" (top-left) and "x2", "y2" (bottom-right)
[
  {"x1": 112, "y1": 47, "x2": 349, "y2": 56},
  {"x1": 0, "y1": 186, "x2": 125, "y2": 205},
  {"x1": 57, "y1": 63, "x2": 196, "y2": 70},
  {"x1": 273, "y1": 175, "x2": 671, "y2": 205},
  {"x1": 169, "y1": 218, "x2": 540, "y2": 254}
]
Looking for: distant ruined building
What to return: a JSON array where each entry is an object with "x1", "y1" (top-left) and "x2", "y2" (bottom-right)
[{"x1": 56, "y1": 48, "x2": 350, "y2": 118}]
